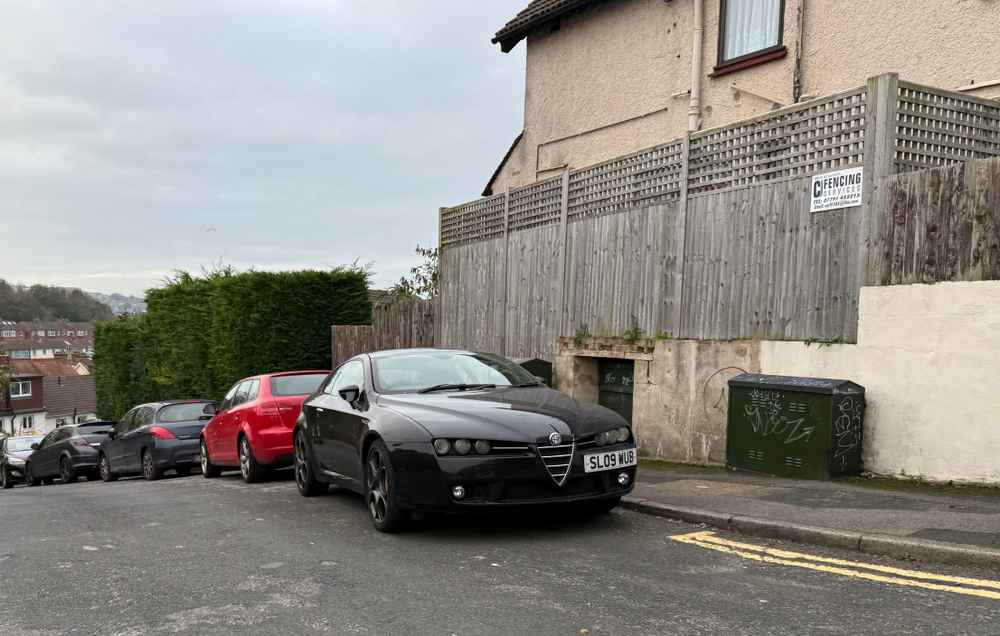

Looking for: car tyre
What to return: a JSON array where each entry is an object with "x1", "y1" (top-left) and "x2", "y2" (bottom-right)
[
  {"x1": 293, "y1": 430, "x2": 326, "y2": 497},
  {"x1": 365, "y1": 439, "x2": 405, "y2": 533},
  {"x1": 200, "y1": 440, "x2": 221, "y2": 478},
  {"x1": 238, "y1": 436, "x2": 265, "y2": 484},
  {"x1": 59, "y1": 457, "x2": 79, "y2": 484},
  {"x1": 99, "y1": 453, "x2": 118, "y2": 482},
  {"x1": 1, "y1": 466, "x2": 12, "y2": 489},
  {"x1": 24, "y1": 465, "x2": 39, "y2": 487},
  {"x1": 141, "y1": 450, "x2": 161, "y2": 482}
]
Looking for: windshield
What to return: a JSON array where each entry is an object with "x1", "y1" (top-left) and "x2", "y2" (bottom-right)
[
  {"x1": 158, "y1": 403, "x2": 213, "y2": 423},
  {"x1": 271, "y1": 374, "x2": 328, "y2": 397},
  {"x1": 8, "y1": 437, "x2": 40, "y2": 452},
  {"x1": 373, "y1": 351, "x2": 537, "y2": 394}
]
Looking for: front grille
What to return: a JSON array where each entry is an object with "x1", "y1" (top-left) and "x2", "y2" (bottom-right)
[{"x1": 537, "y1": 442, "x2": 575, "y2": 486}]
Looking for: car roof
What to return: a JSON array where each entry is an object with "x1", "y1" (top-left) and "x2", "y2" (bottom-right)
[
  {"x1": 368, "y1": 348, "x2": 473, "y2": 360},
  {"x1": 133, "y1": 399, "x2": 215, "y2": 410}
]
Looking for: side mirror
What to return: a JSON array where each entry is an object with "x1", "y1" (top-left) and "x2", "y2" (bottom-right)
[
  {"x1": 534, "y1": 376, "x2": 549, "y2": 386},
  {"x1": 30, "y1": 443, "x2": 39, "y2": 451},
  {"x1": 107, "y1": 431, "x2": 117, "y2": 440},
  {"x1": 203, "y1": 403, "x2": 218, "y2": 416},
  {"x1": 338, "y1": 385, "x2": 361, "y2": 405}
]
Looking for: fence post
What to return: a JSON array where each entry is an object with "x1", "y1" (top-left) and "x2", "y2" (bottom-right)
[
  {"x1": 860, "y1": 73, "x2": 899, "y2": 289},
  {"x1": 558, "y1": 168, "x2": 571, "y2": 348},
  {"x1": 501, "y1": 187, "x2": 510, "y2": 356},
  {"x1": 674, "y1": 132, "x2": 692, "y2": 337}
]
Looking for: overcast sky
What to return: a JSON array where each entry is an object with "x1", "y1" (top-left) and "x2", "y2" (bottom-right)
[{"x1": 1, "y1": 1, "x2": 525, "y2": 296}]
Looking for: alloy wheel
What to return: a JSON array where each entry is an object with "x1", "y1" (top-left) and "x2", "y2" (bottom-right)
[
  {"x1": 100, "y1": 456, "x2": 110, "y2": 481},
  {"x1": 60, "y1": 459, "x2": 71, "y2": 483},
  {"x1": 294, "y1": 433, "x2": 309, "y2": 491},
  {"x1": 200, "y1": 442, "x2": 209, "y2": 474},
  {"x1": 239, "y1": 438, "x2": 250, "y2": 480},
  {"x1": 367, "y1": 448, "x2": 389, "y2": 525},
  {"x1": 1, "y1": 466, "x2": 8, "y2": 489},
  {"x1": 143, "y1": 453, "x2": 154, "y2": 480}
]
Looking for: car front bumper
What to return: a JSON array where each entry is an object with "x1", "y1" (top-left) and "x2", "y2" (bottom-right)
[{"x1": 389, "y1": 441, "x2": 636, "y2": 512}]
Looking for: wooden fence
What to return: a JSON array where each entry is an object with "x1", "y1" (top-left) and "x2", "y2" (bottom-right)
[
  {"x1": 438, "y1": 74, "x2": 1000, "y2": 360},
  {"x1": 331, "y1": 298, "x2": 435, "y2": 367}
]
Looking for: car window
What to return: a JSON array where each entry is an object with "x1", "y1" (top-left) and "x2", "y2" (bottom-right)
[
  {"x1": 322, "y1": 368, "x2": 343, "y2": 395},
  {"x1": 115, "y1": 410, "x2": 135, "y2": 436},
  {"x1": 39, "y1": 430, "x2": 59, "y2": 449},
  {"x1": 231, "y1": 381, "x2": 252, "y2": 408},
  {"x1": 333, "y1": 361, "x2": 364, "y2": 394},
  {"x1": 372, "y1": 351, "x2": 536, "y2": 394},
  {"x1": 220, "y1": 383, "x2": 240, "y2": 411},
  {"x1": 245, "y1": 379, "x2": 260, "y2": 402},
  {"x1": 135, "y1": 407, "x2": 155, "y2": 430},
  {"x1": 158, "y1": 403, "x2": 213, "y2": 423},
  {"x1": 272, "y1": 374, "x2": 327, "y2": 397}
]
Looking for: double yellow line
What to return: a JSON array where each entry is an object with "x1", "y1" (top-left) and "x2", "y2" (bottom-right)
[{"x1": 671, "y1": 531, "x2": 1000, "y2": 601}]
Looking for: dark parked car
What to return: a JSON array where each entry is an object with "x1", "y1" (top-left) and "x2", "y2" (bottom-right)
[
  {"x1": 23, "y1": 422, "x2": 113, "y2": 486},
  {"x1": 99, "y1": 400, "x2": 215, "y2": 482},
  {"x1": 294, "y1": 349, "x2": 637, "y2": 532},
  {"x1": 1, "y1": 435, "x2": 43, "y2": 489}
]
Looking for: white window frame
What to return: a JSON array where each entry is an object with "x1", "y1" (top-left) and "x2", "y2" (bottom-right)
[{"x1": 10, "y1": 380, "x2": 32, "y2": 399}]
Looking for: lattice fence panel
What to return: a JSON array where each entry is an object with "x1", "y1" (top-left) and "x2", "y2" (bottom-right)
[
  {"x1": 895, "y1": 82, "x2": 1000, "y2": 172},
  {"x1": 567, "y1": 141, "x2": 685, "y2": 220},
  {"x1": 440, "y1": 194, "x2": 505, "y2": 247},
  {"x1": 508, "y1": 176, "x2": 563, "y2": 232},
  {"x1": 688, "y1": 87, "x2": 867, "y2": 196}
]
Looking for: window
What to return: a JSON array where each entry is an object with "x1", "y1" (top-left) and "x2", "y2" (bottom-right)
[
  {"x1": 716, "y1": 0, "x2": 785, "y2": 72},
  {"x1": 20, "y1": 415, "x2": 34, "y2": 430},
  {"x1": 10, "y1": 350, "x2": 29, "y2": 359},
  {"x1": 372, "y1": 351, "x2": 536, "y2": 394},
  {"x1": 332, "y1": 361, "x2": 364, "y2": 395},
  {"x1": 10, "y1": 380, "x2": 32, "y2": 399},
  {"x1": 220, "y1": 383, "x2": 240, "y2": 411},
  {"x1": 47, "y1": 330, "x2": 56, "y2": 336},
  {"x1": 272, "y1": 373, "x2": 327, "y2": 397},
  {"x1": 159, "y1": 402, "x2": 215, "y2": 423}
]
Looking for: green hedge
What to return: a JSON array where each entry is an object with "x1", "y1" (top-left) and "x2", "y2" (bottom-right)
[{"x1": 95, "y1": 268, "x2": 370, "y2": 419}]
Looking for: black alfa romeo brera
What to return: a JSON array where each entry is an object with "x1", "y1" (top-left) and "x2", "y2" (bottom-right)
[{"x1": 293, "y1": 348, "x2": 637, "y2": 532}]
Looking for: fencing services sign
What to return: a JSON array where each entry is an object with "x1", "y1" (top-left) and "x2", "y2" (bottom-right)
[{"x1": 810, "y1": 167, "x2": 864, "y2": 213}]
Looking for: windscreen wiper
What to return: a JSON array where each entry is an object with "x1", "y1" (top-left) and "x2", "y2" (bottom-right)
[{"x1": 418, "y1": 383, "x2": 497, "y2": 394}]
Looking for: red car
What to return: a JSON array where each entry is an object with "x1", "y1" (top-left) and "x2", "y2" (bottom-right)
[{"x1": 200, "y1": 370, "x2": 329, "y2": 483}]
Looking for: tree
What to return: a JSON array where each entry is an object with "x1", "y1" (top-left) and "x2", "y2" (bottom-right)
[{"x1": 390, "y1": 245, "x2": 439, "y2": 299}]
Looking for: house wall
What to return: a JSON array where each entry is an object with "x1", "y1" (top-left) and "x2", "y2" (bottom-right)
[
  {"x1": 761, "y1": 281, "x2": 1000, "y2": 485},
  {"x1": 491, "y1": 0, "x2": 1000, "y2": 191}
]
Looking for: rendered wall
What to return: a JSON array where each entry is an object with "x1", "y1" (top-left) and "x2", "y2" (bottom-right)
[
  {"x1": 761, "y1": 282, "x2": 1000, "y2": 485},
  {"x1": 491, "y1": 0, "x2": 1000, "y2": 191}
]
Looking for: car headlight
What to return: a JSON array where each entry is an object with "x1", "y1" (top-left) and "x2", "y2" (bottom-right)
[
  {"x1": 453, "y1": 439, "x2": 472, "y2": 455},
  {"x1": 8, "y1": 457, "x2": 24, "y2": 465},
  {"x1": 616, "y1": 426, "x2": 630, "y2": 443},
  {"x1": 433, "y1": 439, "x2": 451, "y2": 455},
  {"x1": 595, "y1": 431, "x2": 610, "y2": 446},
  {"x1": 474, "y1": 440, "x2": 491, "y2": 455}
]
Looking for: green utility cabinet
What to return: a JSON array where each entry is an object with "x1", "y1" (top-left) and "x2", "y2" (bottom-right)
[
  {"x1": 727, "y1": 374, "x2": 865, "y2": 479},
  {"x1": 599, "y1": 359, "x2": 635, "y2": 425}
]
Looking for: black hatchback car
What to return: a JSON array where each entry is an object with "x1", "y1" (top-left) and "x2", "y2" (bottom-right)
[
  {"x1": 99, "y1": 400, "x2": 215, "y2": 482},
  {"x1": 1, "y1": 435, "x2": 43, "y2": 488},
  {"x1": 24, "y1": 422, "x2": 114, "y2": 486}
]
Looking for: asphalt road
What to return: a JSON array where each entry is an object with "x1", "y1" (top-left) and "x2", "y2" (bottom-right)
[{"x1": 2, "y1": 470, "x2": 999, "y2": 635}]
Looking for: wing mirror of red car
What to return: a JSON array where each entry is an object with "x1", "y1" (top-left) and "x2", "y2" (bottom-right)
[{"x1": 338, "y1": 385, "x2": 361, "y2": 405}]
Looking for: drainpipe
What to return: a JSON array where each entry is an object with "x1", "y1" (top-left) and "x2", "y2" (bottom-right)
[
  {"x1": 793, "y1": 0, "x2": 806, "y2": 102},
  {"x1": 688, "y1": 0, "x2": 704, "y2": 132}
]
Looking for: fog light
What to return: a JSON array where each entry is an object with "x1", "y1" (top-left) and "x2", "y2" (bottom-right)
[
  {"x1": 617, "y1": 472, "x2": 630, "y2": 486},
  {"x1": 452, "y1": 485, "x2": 466, "y2": 500}
]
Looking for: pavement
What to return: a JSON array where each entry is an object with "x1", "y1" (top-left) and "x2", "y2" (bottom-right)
[
  {"x1": 627, "y1": 461, "x2": 1000, "y2": 568},
  {"x1": 3, "y1": 470, "x2": 1000, "y2": 634}
]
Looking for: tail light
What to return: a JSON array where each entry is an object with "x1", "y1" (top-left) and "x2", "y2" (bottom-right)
[
  {"x1": 70, "y1": 438, "x2": 91, "y2": 449},
  {"x1": 149, "y1": 426, "x2": 176, "y2": 440}
]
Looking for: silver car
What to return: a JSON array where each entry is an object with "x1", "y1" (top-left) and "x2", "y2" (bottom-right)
[{"x1": 1, "y1": 435, "x2": 43, "y2": 489}]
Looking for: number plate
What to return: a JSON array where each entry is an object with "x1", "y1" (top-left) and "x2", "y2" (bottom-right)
[{"x1": 583, "y1": 447, "x2": 637, "y2": 473}]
